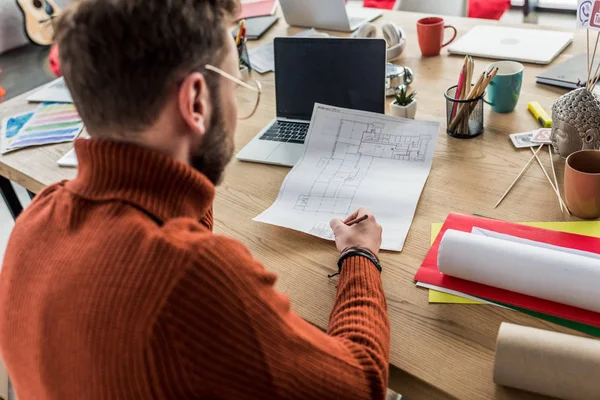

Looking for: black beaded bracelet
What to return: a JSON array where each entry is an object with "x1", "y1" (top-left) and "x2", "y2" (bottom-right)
[{"x1": 328, "y1": 249, "x2": 382, "y2": 278}]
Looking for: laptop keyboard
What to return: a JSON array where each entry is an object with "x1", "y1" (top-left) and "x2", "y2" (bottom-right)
[{"x1": 259, "y1": 121, "x2": 309, "y2": 144}]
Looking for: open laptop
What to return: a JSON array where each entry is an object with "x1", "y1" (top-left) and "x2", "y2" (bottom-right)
[
  {"x1": 448, "y1": 26, "x2": 573, "y2": 65},
  {"x1": 236, "y1": 38, "x2": 386, "y2": 167},
  {"x1": 279, "y1": 0, "x2": 382, "y2": 32}
]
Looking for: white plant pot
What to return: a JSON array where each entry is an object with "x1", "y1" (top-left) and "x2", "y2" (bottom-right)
[
  {"x1": 240, "y1": 65, "x2": 250, "y2": 81},
  {"x1": 390, "y1": 100, "x2": 417, "y2": 119}
]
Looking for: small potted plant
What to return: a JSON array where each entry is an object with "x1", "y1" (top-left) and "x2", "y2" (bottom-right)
[{"x1": 390, "y1": 87, "x2": 417, "y2": 119}]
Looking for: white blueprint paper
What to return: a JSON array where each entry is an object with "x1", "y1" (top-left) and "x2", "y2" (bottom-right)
[
  {"x1": 254, "y1": 103, "x2": 440, "y2": 251},
  {"x1": 438, "y1": 229, "x2": 600, "y2": 313}
]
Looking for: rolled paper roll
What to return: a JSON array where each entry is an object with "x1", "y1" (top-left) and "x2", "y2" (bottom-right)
[
  {"x1": 437, "y1": 229, "x2": 600, "y2": 313},
  {"x1": 494, "y1": 323, "x2": 600, "y2": 400}
]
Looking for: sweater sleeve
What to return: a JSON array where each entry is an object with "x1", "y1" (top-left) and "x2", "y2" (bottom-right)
[{"x1": 151, "y1": 236, "x2": 390, "y2": 400}]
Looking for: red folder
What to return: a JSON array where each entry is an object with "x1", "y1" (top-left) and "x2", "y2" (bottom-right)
[
  {"x1": 415, "y1": 213, "x2": 600, "y2": 328},
  {"x1": 238, "y1": 0, "x2": 277, "y2": 20}
]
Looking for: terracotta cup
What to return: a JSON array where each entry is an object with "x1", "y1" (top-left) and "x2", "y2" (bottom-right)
[
  {"x1": 417, "y1": 17, "x2": 457, "y2": 57},
  {"x1": 565, "y1": 150, "x2": 600, "y2": 219}
]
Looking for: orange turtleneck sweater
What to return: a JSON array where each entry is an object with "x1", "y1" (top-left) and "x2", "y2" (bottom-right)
[{"x1": 0, "y1": 139, "x2": 390, "y2": 399}]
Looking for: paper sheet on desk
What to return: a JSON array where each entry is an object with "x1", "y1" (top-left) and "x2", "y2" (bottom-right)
[
  {"x1": 254, "y1": 103, "x2": 440, "y2": 251},
  {"x1": 27, "y1": 77, "x2": 73, "y2": 103},
  {"x1": 1, "y1": 103, "x2": 83, "y2": 154},
  {"x1": 249, "y1": 29, "x2": 321, "y2": 73}
]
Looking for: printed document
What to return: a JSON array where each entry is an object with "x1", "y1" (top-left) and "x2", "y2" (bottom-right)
[{"x1": 255, "y1": 103, "x2": 440, "y2": 251}]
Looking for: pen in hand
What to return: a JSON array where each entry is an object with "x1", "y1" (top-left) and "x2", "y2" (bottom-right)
[{"x1": 345, "y1": 215, "x2": 368, "y2": 226}]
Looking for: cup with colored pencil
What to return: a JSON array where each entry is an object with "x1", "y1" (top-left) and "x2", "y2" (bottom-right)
[
  {"x1": 445, "y1": 56, "x2": 498, "y2": 138},
  {"x1": 235, "y1": 19, "x2": 251, "y2": 75}
]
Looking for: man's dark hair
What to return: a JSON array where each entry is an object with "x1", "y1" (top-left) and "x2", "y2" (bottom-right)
[{"x1": 56, "y1": 0, "x2": 239, "y2": 135}]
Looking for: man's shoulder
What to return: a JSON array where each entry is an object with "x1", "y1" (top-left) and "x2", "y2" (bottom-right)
[{"x1": 162, "y1": 218, "x2": 254, "y2": 267}]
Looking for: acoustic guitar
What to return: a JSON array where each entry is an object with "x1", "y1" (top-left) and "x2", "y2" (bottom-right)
[{"x1": 15, "y1": 0, "x2": 61, "y2": 46}]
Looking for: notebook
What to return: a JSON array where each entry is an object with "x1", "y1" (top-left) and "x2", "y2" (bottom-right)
[
  {"x1": 536, "y1": 54, "x2": 599, "y2": 89},
  {"x1": 238, "y1": 0, "x2": 278, "y2": 20},
  {"x1": 232, "y1": 16, "x2": 279, "y2": 40}
]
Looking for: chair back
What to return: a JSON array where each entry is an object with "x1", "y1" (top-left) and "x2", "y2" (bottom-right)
[{"x1": 393, "y1": 0, "x2": 468, "y2": 17}]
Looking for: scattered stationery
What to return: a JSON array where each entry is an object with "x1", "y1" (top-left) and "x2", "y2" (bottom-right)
[
  {"x1": 57, "y1": 147, "x2": 78, "y2": 167},
  {"x1": 255, "y1": 103, "x2": 440, "y2": 252},
  {"x1": 509, "y1": 131, "x2": 537, "y2": 148},
  {"x1": 527, "y1": 101, "x2": 552, "y2": 128},
  {"x1": 26, "y1": 77, "x2": 73, "y2": 103},
  {"x1": 415, "y1": 213, "x2": 600, "y2": 332},
  {"x1": 447, "y1": 60, "x2": 498, "y2": 136},
  {"x1": 233, "y1": 15, "x2": 279, "y2": 40},
  {"x1": 1, "y1": 103, "x2": 83, "y2": 154},
  {"x1": 536, "y1": 53, "x2": 599, "y2": 89},
  {"x1": 237, "y1": 0, "x2": 278, "y2": 20},
  {"x1": 248, "y1": 28, "x2": 324, "y2": 74}
]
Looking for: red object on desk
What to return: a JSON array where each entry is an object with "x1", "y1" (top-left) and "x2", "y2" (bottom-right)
[
  {"x1": 361, "y1": 0, "x2": 510, "y2": 20},
  {"x1": 469, "y1": 0, "x2": 510, "y2": 20},
  {"x1": 415, "y1": 213, "x2": 600, "y2": 328},
  {"x1": 237, "y1": 0, "x2": 277, "y2": 20},
  {"x1": 49, "y1": 43, "x2": 61, "y2": 77},
  {"x1": 0, "y1": 68, "x2": 5, "y2": 97},
  {"x1": 363, "y1": 0, "x2": 395, "y2": 9}
]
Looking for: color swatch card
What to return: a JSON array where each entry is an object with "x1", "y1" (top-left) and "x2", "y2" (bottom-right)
[{"x1": 1, "y1": 103, "x2": 83, "y2": 154}]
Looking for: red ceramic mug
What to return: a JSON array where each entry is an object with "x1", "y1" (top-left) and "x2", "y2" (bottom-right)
[{"x1": 417, "y1": 17, "x2": 457, "y2": 57}]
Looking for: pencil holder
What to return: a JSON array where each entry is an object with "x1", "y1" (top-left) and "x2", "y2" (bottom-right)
[
  {"x1": 237, "y1": 38, "x2": 252, "y2": 71},
  {"x1": 445, "y1": 85, "x2": 485, "y2": 139}
]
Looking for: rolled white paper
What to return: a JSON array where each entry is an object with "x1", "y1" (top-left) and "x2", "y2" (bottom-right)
[{"x1": 438, "y1": 229, "x2": 600, "y2": 313}]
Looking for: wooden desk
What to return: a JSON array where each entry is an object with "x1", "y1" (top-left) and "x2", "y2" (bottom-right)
[{"x1": 0, "y1": 9, "x2": 585, "y2": 400}]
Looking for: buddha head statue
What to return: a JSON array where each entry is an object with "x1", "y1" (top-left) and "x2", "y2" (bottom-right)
[{"x1": 551, "y1": 88, "x2": 600, "y2": 158}]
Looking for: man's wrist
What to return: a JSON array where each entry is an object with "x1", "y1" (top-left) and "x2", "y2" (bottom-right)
[
  {"x1": 340, "y1": 246, "x2": 379, "y2": 262},
  {"x1": 337, "y1": 248, "x2": 382, "y2": 274}
]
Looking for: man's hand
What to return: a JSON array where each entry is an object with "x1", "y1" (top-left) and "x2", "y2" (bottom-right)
[{"x1": 330, "y1": 208, "x2": 382, "y2": 257}]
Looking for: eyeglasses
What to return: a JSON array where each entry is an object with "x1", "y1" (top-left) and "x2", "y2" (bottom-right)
[{"x1": 205, "y1": 64, "x2": 262, "y2": 120}]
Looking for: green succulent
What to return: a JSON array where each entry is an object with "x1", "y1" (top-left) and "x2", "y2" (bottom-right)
[{"x1": 393, "y1": 87, "x2": 417, "y2": 106}]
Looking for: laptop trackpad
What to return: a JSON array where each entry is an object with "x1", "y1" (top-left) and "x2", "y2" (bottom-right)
[{"x1": 267, "y1": 143, "x2": 305, "y2": 166}]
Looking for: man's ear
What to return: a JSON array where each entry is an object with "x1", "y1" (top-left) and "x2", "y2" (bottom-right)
[{"x1": 178, "y1": 72, "x2": 211, "y2": 138}]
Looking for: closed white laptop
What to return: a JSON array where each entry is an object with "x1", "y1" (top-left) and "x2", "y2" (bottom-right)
[
  {"x1": 279, "y1": 0, "x2": 382, "y2": 32},
  {"x1": 448, "y1": 26, "x2": 573, "y2": 65}
]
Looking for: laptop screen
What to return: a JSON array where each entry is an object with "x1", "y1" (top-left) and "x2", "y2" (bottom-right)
[{"x1": 274, "y1": 38, "x2": 386, "y2": 121}]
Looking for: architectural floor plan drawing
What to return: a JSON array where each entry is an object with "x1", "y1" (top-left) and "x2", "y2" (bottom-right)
[
  {"x1": 294, "y1": 119, "x2": 432, "y2": 217},
  {"x1": 255, "y1": 104, "x2": 440, "y2": 252}
]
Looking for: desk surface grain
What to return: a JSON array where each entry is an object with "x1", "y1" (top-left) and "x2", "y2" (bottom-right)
[{"x1": 0, "y1": 9, "x2": 585, "y2": 400}]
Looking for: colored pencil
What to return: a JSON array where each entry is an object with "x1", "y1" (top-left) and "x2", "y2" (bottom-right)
[
  {"x1": 235, "y1": 20, "x2": 245, "y2": 45},
  {"x1": 452, "y1": 64, "x2": 466, "y2": 119}
]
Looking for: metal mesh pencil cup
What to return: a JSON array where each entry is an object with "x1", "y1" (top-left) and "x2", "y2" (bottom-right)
[{"x1": 445, "y1": 85, "x2": 485, "y2": 139}]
